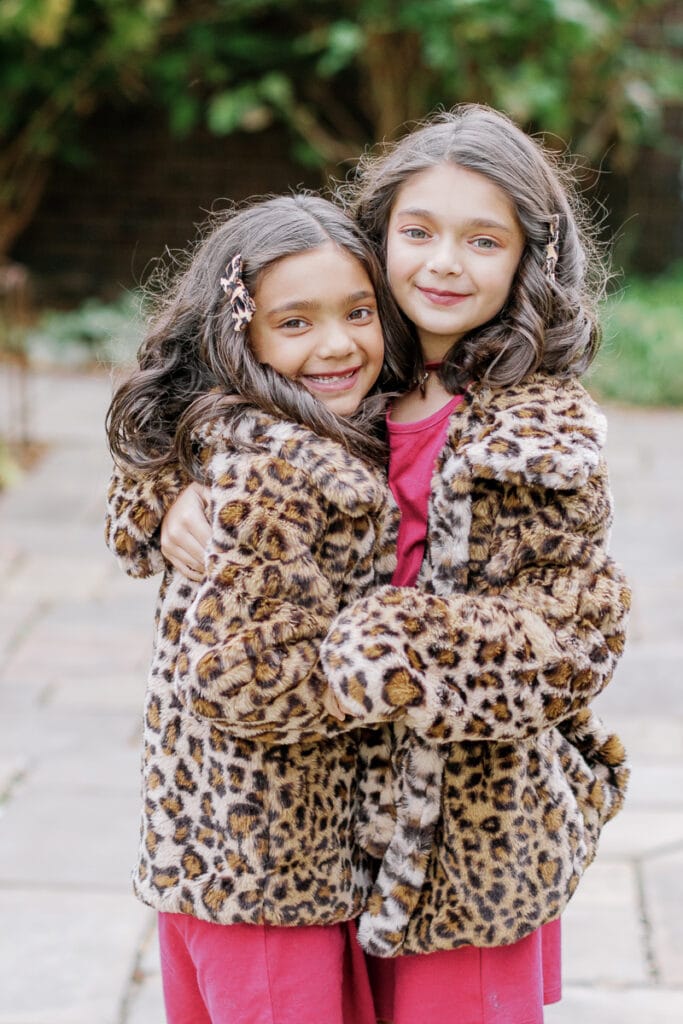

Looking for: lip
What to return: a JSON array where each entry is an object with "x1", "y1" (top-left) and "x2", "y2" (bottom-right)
[
  {"x1": 418, "y1": 286, "x2": 471, "y2": 307},
  {"x1": 301, "y1": 366, "x2": 362, "y2": 393}
]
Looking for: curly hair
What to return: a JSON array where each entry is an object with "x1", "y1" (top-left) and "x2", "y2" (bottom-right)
[
  {"x1": 106, "y1": 193, "x2": 413, "y2": 475},
  {"x1": 338, "y1": 104, "x2": 609, "y2": 394}
]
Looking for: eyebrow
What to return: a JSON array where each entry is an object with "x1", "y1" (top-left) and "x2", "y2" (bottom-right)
[
  {"x1": 267, "y1": 289, "x2": 376, "y2": 316},
  {"x1": 395, "y1": 208, "x2": 514, "y2": 233}
]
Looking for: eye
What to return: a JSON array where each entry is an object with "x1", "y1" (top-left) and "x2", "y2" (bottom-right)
[
  {"x1": 348, "y1": 306, "x2": 375, "y2": 322},
  {"x1": 279, "y1": 317, "x2": 309, "y2": 330},
  {"x1": 472, "y1": 237, "x2": 500, "y2": 250},
  {"x1": 401, "y1": 227, "x2": 430, "y2": 240}
]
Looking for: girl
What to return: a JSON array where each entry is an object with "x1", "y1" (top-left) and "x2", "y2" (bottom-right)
[
  {"x1": 317, "y1": 104, "x2": 631, "y2": 1022},
  {"x1": 162, "y1": 106, "x2": 631, "y2": 1024},
  {"x1": 104, "y1": 193, "x2": 412, "y2": 1024}
]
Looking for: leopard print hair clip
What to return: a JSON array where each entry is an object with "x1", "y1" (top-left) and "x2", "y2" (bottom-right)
[
  {"x1": 220, "y1": 254, "x2": 256, "y2": 332},
  {"x1": 544, "y1": 214, "x2": 560, "y2": 285}
]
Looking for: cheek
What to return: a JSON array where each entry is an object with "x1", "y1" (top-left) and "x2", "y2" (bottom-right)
[
  {"x1": 385, "y1": 239, "x2": 405, "y2": 285},
  {"x1": 500, "y1": 263, "x2": 520, "y2": 302},
  {"x1": 371, "y1": 329, "x2": 386, "y2": 367},
  {"x1": 484, "y1": 259, "x2": 519, "y2": 305},
  {"x1": 247, "y1": 321, "x2": 266, "y2": 360}
]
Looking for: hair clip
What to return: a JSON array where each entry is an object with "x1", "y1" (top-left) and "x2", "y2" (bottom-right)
[
  {"x1": 220, "y1": 254, "x2": 256, "y2": 332},
  {"x1": 544, "y1": 214, "x2": 560, "y2": 284}
]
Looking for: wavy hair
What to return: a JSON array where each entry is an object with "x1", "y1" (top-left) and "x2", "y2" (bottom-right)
[
  {"x1": 106, "y1": 193, "x2": 413, "y2": 475},
  {"x1": 338, "y1": 104, "x2": 609, "y2": 393}
]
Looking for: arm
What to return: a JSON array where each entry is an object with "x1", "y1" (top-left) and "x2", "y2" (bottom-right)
[
  {"x1": 321, "y1": 467, "x2": 631, "y2": 743},
  {"x1": 173, "y1": 450, "x2": 364, "y2": 741},
  {"x1": 105, "y1": 461, "x2": 188, "y2": 577}
]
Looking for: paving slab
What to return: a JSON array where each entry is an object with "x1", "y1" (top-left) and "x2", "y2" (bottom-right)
[
  {"x1": 22, "y1": 718, "x2": 141, "y2": 796},
  {"x1": 642, "y1": 849, "x2": 683, "y2": 984},
  {"x1": 0, "y1": 755, "x2": 28, "y2": 801},
  {"x1": 125, "y1": 921, "x2": 166, "y2": 1024},
  {"x1": 1, "y1": 552, "x2": 112, "y2": 602},
  {"x1": 593, "y1": 645, "x2": 683, "y2": 717},
  {"x1": 0, "y1": 889, "x2": 151, "y2": 1024},
  {"x1": 557, "y1": 861, "x2": 648, "y2": 987},
  {"x1": 595, "y1": 808, "x2": 683, "y2": 860},
  {"x1": 545, "y1": 985, "x2": 683, "y2": 1024},
  {"x1": 625, "y1": 763, "x2": 683, "y2": 807},
  {"x1": 0, "y1": 783, "x2": 139, "y2": 890}
]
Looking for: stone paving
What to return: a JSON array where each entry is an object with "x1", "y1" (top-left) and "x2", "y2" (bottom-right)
[{"x1": 0, "y1": 367, "x2": 682, "y2": 1023}]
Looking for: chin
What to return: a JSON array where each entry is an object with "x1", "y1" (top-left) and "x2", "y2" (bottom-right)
[{"x1": 328, "y1": 396, "x2": 362, "y2": 417}]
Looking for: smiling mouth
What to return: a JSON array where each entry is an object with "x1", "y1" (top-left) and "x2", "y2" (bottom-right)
[
  {"x1": 301, "y1": 367, "x2": 361, "y2": 391},
  {"x1": 418, "y1": 286, "x2": 471, "y2": 306}
]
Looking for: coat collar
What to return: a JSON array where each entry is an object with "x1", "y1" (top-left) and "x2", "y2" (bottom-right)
[
  {"x1": 200, "y1": 408, "x2": 388, "y2": 515},
  {"x1": 454, "y1": 374, "x2": 607, "y2": 490}
]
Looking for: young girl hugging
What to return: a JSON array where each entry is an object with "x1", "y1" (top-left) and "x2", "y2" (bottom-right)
[
  {"x1": 154, "y1": 108, "x2": 631, "y2": 1024},
  {"x1": 104, "y1": 193, "x2": 413, "y2": 1024},
  {"x1": 317, "y1": 104, "x2": 631, "y2": 1024}
]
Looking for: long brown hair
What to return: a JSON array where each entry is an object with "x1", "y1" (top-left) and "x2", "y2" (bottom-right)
[
  {"x1": 339, "y1": 104, "x2": 609, "y2": 394},
  {"x1": 106, "y1": 193, "x2": 412, "y2": 475}
]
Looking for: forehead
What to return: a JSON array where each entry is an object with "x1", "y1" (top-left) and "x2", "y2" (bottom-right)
[
  {"x1": 256, "y1": 241, "x2": 374, "y2": 300},
  {"x1": 392, "y1": 163, "x2": 519, "y2": 224}
]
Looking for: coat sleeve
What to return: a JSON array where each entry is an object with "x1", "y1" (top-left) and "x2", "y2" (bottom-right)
[
  {"x1": 173, "y1": 450, "x2": 360, "y2": 742},
  {"x1": 321, "y1": 466, "x2": 631, "y2": 743},
  {"x1": 104, "y1": 461, "x2": 188, "y2": 578}
]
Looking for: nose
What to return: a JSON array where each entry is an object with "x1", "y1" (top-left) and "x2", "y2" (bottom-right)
[
  {"x1": 427, "y1": 237, "x2": 463, "y2": 277},
  {"x1": 318, "y1": 320, "x2": 357, "y2": 358}
]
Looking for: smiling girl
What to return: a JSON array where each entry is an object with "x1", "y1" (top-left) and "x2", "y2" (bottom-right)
[
  {"x1": 318, "y1": 105, "x2": 631, "y2": 1024},
  {"x1": 104, "y1": 193, "x2": 412, "y2": 1024}
]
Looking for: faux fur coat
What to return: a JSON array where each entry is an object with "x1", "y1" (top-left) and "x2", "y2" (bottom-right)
[
  {"x1": 105, "y1": 409, "x2": 398, "y2": 927},
  {"x1": 320, "y1": 374, "x2": 631, "y2": 956}
]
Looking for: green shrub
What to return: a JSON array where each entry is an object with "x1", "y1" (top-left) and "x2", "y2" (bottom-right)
[
  {"x1": 586, "y1": 263, "x2": 683, "y2": 406},
  {"x1": 24, "y1": 292, "x2": 145, "y2": 368}
]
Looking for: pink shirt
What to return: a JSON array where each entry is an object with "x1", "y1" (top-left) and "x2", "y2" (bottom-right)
[
  {"x1": 375, "y1": 395, "x2": 562, "y2": 1023},
  {"x1": 387, "y1": 395, "x2": 463, "y2": 587}
]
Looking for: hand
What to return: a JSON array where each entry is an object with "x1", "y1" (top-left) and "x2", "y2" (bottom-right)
[
  {"x1": 322, "y1": 686, "x2": 348, "y2": 721},
  {"x1": 161, "y1": 482, "x2": 211, "y2": 581}
]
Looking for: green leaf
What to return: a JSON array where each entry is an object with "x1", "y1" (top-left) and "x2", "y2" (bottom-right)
[
  {"x1": 207, "y1": 85, "x2": 263, "y2": 134},
  {"x1": 168, "y1": 93, "x2": 200, "y2": 136},
  {"x1": 258, "y1": 71, "x2": 294, "y2": 108},
  {"x1": 316, "y1": 21, "x2": 363, "y2": 77}
]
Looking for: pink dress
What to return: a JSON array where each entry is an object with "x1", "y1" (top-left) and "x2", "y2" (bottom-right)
[{"x1": 369, "y1": 396, "x2": 562, "y2": 1024}]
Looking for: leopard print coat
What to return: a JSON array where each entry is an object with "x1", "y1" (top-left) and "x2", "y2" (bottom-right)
[
  {"x1": 105, "y1": 409, "x2": 398, "y2": 927},
  {"x1": 320, "y1": 374, "x2": 631, "y2": 956}
]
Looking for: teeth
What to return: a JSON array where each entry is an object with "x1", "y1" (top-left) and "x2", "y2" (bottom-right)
[{"x1": 308, "y1": 370, "x2": 355, "y2": 382}]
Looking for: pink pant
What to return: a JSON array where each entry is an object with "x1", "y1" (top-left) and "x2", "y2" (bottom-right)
[
  {"x1": 369, "y1": 920, "x2": 562, "y2": 1024},
  {"x1": 158, "y1": 912, "x2": 377, "y2": 1024}
]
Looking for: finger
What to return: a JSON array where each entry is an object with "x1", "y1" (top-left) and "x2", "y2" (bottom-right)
[
  {"x1": 165, "y1": 551, "x2": 204, "y2": 582},
  {"x1": 175, "y1": 533, "x2": 207, "y2": 572},
  {"x1": 323, "y1": 689, "x2": 347, "y2": 720},
  {"x1": 191, "y1": 516, "x2": 212, "y2": 548},
  {"x1": 167, "y1": 541, "x2": 204, "y2": 577},
  {"x1": 183, "y1": 567, "x2": 204, "y2": 583}
]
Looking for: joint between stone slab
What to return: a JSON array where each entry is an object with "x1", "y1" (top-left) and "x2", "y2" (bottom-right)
[
  {"x1": 0, "y1": 595, "x2": 53, "y2": 668},
  {"x1": 0, "y1": 766, "x2": 27, "y2": 807},
  {"x1": 117, "y1": 912, "x2": 158, "y2": 1024},
  {"x1": 634, "y1": 857, "x2": 661, "y2": 984}
]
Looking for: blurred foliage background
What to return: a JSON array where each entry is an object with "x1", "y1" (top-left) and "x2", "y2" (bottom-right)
[
  {"x1": 0, "y1": 0, "x2": 682, "y2": 424},
  {"x1": 2, "y1": 0, "x2": 681, "y2": 254}
]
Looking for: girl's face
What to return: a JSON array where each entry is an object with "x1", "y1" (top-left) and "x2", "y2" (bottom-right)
[
  {"x1": 386, "y1": 163, "x2": 525, "y2": 360},
  {"x1": 249, "y1": 241, "x2": 384, "y2": 416}
]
